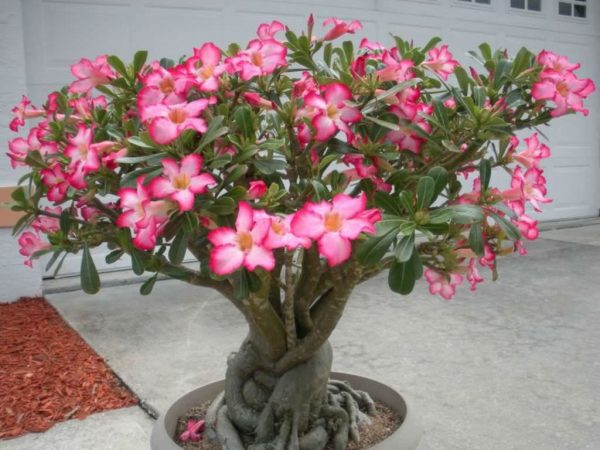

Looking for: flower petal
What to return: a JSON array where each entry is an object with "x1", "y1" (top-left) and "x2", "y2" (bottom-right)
[
  {"x1": 244, "y1": 245, "x2": 275, "y2": 271},
  {"x1": 318, "y1": 232, "x2": 352, "y2": 266},
  {"x1": 209, "y1": 244, "x2": 245, "y2": 275}
]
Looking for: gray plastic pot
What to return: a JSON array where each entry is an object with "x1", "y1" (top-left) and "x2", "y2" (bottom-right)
[{"x1": 151, "y1": 372, "x2": 422, "y2": 450}]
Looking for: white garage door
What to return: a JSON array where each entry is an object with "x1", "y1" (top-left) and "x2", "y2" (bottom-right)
[{"x1": 20, "y1": 0, "x2": 599, "y2": 276}]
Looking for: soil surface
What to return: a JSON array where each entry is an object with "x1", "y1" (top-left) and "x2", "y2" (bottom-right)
[
  {"x1": 0, "y1": 297, "x2": 138, "y2": 439},
  {"x1": 176, "y1": 400, "x2": 402, "y2": 449}
]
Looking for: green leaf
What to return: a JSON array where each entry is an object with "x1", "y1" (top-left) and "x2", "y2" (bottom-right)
[
  {"x1": 234, "y1": 106, "x2": 255, "y2": 139},
  {"x1": 105, "y1": 249, "x2": 124, "y2": 264},
  {"x1": 120, "y1": 166, "x2": 163, "y2": 187},
  {"x1": 388, "y1": 251, "x2": 422, "y2": 295},
  {"x1": 422, "y1": 36, "x2": 442, "y2": 53},
  {"x1": 253, "y1": 158, "x2": 286, "y2": 175},
  {"x1": 223, "y1": 164, "x2": 248, "y2": 186},
  {"x1": 479, "y1": 158, "x2": 492, "y2": 191},
  {"x1": 107, "y1": 55, "x2": 129, "y2": 79},
  {"x1": 169, "y1": 230, "x2": 188, "y2": 265},
  {"x1": 81, "y1": 244, "x2": 100, "y2": 294},
  {"x1": 233, "y1": 269, "x2": 250, "y2": 300},
  {"x1": 429, "y1": 204, "x2": 485, "y2": 224},
  {"x1": 210, "y1": 196, "x2": 236, "y2": 215},
  {"x1": 60, "y1": 210, "x2": 71, "y2": 236},
  {"x1": 395, "y1": 233, "x2": 415, "y2": 263},
  {"x1": 131, "y1": 249, "x2": 145, "y2": 275},
  {"x1": 469, "y1": 223, "x2": 485, "y2": 256},
  {"x1": 140, "y1": 273, "x2": 157, "y2": 295},
  {"x1": 374, "y1": 191, "x2": 403, "y2": 216},
  {"x1": 416, "y1": 176, "x2": 436, "y2": 210},
  {"x1": 126, "y1": 136, "x2": 158, "y2": 150},
  {"x1": 398, "y1": 191, "x2": 415, "y2": 214},
  {"x1": 45, "y1": 250, "x2": 63, "y2": 272},
  {"x1": 132, "y1": 50, "x2": 148, "y2": 74},
  {"x1": 197, "y1": 116, "x2": 228, "y2": 151},
  {"x1": 357, "y1": 228, "x2": 398, "y2": 266},
  {"x1": 511, "y1": 47, "x2": 533, "y2": 78},
  {"x1": 478, "y1": 43, "x2": 492, "y2": 61},
  {"x1": 310, "y1": 180, "x2": 328, "y2": 201},
  {"x1": 427, "y1": 166, "x2": 448, "y2": 198},
  {"x1": 490, "y1": 212, "x2": 521, "y2": 240},
  {"x1": 454, "y1": 66, "x2": 471, "y2": 95}
]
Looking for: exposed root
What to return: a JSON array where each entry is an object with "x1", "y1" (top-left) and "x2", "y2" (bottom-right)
[{"x1": 205, "y1": 341, "x2": 378, "y2": 450}]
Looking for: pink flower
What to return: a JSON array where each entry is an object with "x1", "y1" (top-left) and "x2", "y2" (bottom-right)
[
  {"x1": 292, "y1": 72, "x2": 318, "y2": 98},
  {"x1": 41, "y1": 164, "x2": 70, "y2": 202},
  {"x1": 9, "y1": 96, "x2": 46, "y2": 132},
  {"x1": 511, "y1": 133, "x2": 550, "y2": 168},
  {"x1": 69, "y1": 95, "x2": 108, "y2": 120},
  {"x1": 513, "y1": 214, "x2": 539, "y2": 240},
  {"x1": 243, "y1": 92, "x2": 274, "y2": 109},
  {"x1": 142, "y1": 99, "x2": 209, "y2": 145},
  {"x1": 31, "y1": 207, "x2": 62, "y2": 234},
  {"x1": 359, "y1": 38, "x2": 384, "y2": 51},
  {"x1": 257, "y1": 20, "x2": 285, "y2": 41},
  {"x1": 304, "y1": 82, "x2": 362, "y2": 142},
  {"x1": 262, "y1": 214, "x2": 311, "y2": 251},
  {"x1": 532, "y1": 71, "x2": 595, "y2": 117},
  {"x1": 376, "y1": 49, "x2": 415, "y2": 83},
  {"x1": 64, "y1": 125, "x2": 102, "y2": 189},
  {"x1": 18, "y1": 231, "x2": 51, "y2": 267},
  {"x1": 479, "y1": 244, "x2": 495, "y2": 269},
  {"x1": 7, "y1": 127, "x2": 58, "y2": 168},
  {"x1": 291, "y1": 193, "x2": 381, "y2": 266},
  {"x1": 321, "y1": 18, "x2": 362, "y2": 41},
  {"x1": 537, "y1": 50, "x2": 580, "y2": 76},
  {"x1": 185, "y1": 43, "x2": 224, "y2": 92},
  {"x1": 150, "y1": 154, "x2": 216, "y2": 211},
  {"x1": 179, "y1": 419, "x2": 205, "y2": 443},
  {"x1": 208, "y1": 202, "x2": 275, "y2": 275},
  {"x1": 385, "y1": 102, "x2": 432, "y2": 154},
  {"x1": 116, "y1": 177, "x2": 170, "y2": 251},
  {"x1": 466, "y1": 259, "x2": 484, "y2": 292},
  {"x1": 226, "y1": 39, "x2": 287, "y2": 81},
  {"x1": 424, "y1": 269, "x2": 463, "y2": 300},
  {"x1": 423, "y1": 45, "x2": 459, "y2": 80},
  {"x1": 510, "y1": 166, "x2": 551, "y2": 212},
  {"x1": 137, "y1": 66, "x2": 188, "y2": 113},
  {"x1": 247, "y1": 180, "x2": 267, "y2": 199},
  {"x1": 69, "y1": 55, "x2": 115, "y2": 94}
]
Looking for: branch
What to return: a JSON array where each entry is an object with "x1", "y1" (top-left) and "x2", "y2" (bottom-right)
[
  {"x1": 293, "y1": 245, "x2": 321, "y2": 335},
  {"x1": 282, "y1": 251, "x2": 297, "y2": 349},
  {"x1": 356, "y1": 256, "x2": 395, "y2": 285}
]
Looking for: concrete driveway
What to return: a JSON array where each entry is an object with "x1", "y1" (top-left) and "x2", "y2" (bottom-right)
[{"x1": 4, "y1": 225, "x2": 600, "y2": 450}]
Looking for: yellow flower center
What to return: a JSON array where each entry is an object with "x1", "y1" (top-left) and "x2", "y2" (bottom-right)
[
  {"x1": 324, "y1": 212, "x2": 343, "y2": 232},
  {"x1": 168, "y1": 108, "x2": 187, "y2": 124},
  {"x1": 326, "y1": 104, "x2": 338, "y2": 119},
  {"x1": 238, "y1": 231, "x2": 253, "y2": 251},
  {"x1": 556, "y1": 81, "x2": 569, "y2": 97},
  {"x1": 200, "y1": 65, "x2": 214, "y2": 79},
  {"x1": 172, "y1": 174, "x2": 190, "y2": 190},
  {"x1": 271, "y1": 221, "x2": 285, "y2": 235},
  {"x1": 159, "y1": 78, "x2": 175, "y2": 94},
  {"x1": 251, "y1": 51, "x2": 263, "y2": 67},
  {"x1": 78, "y1": 144, "x2": 89, "y2": 157}
]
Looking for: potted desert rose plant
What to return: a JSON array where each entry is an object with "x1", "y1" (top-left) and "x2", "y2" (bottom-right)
[{"x1": 5, "y1": 14, "x2": 595, "y2": 450}]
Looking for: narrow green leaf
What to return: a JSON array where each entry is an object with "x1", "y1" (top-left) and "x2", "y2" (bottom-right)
[
  {"x1": 490, "y1": 212, "x2": 521, "y2": 240},
  {"x1": 234, "y1": 106, "x2": 255, "y2": 139},
  {"x1": 388, "y1": 252, "x2": 422, "y2": 295},
  {"x1": 422, "y1": 36, "x2": 442, "y2": 53},
  {"x1": 374, "y1": 191, "x2": 403, "y2": 216},
  {"x1": 223, "y1": 165, "x2": 248, "y2": 186},
  {"x1": 395, "y1": 234, "x2": 415, "y2": 263},
  {"x1": 469, "y1": 223, "x2": 485, "y2": 256},
  {"x1": 427, "y1": 166, "x2": 448, "y2": 198},
  {"x1": 107, "y1": 55, "x2": 129, "y2": 79},
  {"x1": 140, "y1": 273, "x2": 157, "y2": 295},
  {"x1": 479, "y1": 158, "x2": 492, "y2": 191},
  {"x1": 105, "y1": 249, "x2": 124, "y2": 264},
  {"x1": 169, "y1": 231, "x2": 188, "y2": 265},
  {"x1": 45, "y1": 250, "x2": 62, "y2": 272},
  {"x1": 132, "y1": 50, "x2": 148, "y2": 74},
  {"x1": 357, "y1": 228, "x2": 398, "y2": 266},
  {"x1": 416, "y1": 176, "x2": 436, "y2": 210},
  {"x1": 196, "y1": 116, "x2": 228, "y2": 151},
  {"x1": 81, "y1": 244, "x2": 100, "y2": 294},
  {"x1": 126, "y1": 137, "x2": 158, "y2": 150},
  {"x1": 131, "y1": 249, "x2": 145, "y2": 275}
]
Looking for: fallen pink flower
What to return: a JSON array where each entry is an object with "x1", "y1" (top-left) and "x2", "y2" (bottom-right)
[{"x1": 179, "y1": 419, "x2": 205, "y2": 442}]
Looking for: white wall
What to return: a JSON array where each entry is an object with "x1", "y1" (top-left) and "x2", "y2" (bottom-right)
[{"x1": 0, "y1": 0, "x2": 43, "y2": 301}]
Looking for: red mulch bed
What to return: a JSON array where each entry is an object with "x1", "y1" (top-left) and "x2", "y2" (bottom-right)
[{"x1": 0, "y1": 297, "x2": 138, "y2": 440}]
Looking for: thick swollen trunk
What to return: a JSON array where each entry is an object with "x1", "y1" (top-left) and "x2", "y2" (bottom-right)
[{"x1": 205, "y1": 339, "x2": 375, "y2": 450}]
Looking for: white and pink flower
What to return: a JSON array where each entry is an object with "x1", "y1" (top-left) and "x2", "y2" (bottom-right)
[
  {"x1": 18, "y1": 231, "x2": 51, "y2": 267},
  {"x1": 424, "y1": 269, "x2": 463, "y2": 300},
  {"x1": 137, "y1": 66, "x2": 189, "y2": 113},
  {"x1": 185, "y1": 43, "x2": 224, "y2": 92},
  {"x1": 150, "y1": 154, "x2": 216, "y2": 212},
  {"x1": 208, "y1": 202, "x2": 275, "y2": 275},
  {"x1": 69, "y1": 55, "x2": 115, "y2": 95},
  {"x1": 9, "y1": 96, "x2": 46, "y2": 132},
  {"x1": 291, "y1": 193, "x2": 381, "y2": 266},
  {"x1": 385, "y1": 102, "x2": 432, "y2": 154},
  {"x1": 303, "y1": 82, "x2": 362, "y2": 142},
  {"x1": 142, "y1": 99, "x2": 209, "y2": 145},
  {"x1": 511, "y1": 133, "x2": 550, "y2": 168},
  {"x1": 41, "y1": 164, "x2": 70, "y2": 202},
  {"x1": 320, "y1": 18, "x2": 362, "y2": 41},
  {"x1": 226, "y1": 39, "x2": 287, "y2": 81},
  {"x1": 376, "y1": 49, "x2": 415, "y2": 83},
  {"x1": 422, "y1": 45, "x2": 459, "y2": 80},
  {"x1": 31, "y1": 207, "x2": 62, "y2": 234},
  {"x1": 7, "y1": 127, "x2": 58, "y2": 169}
]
